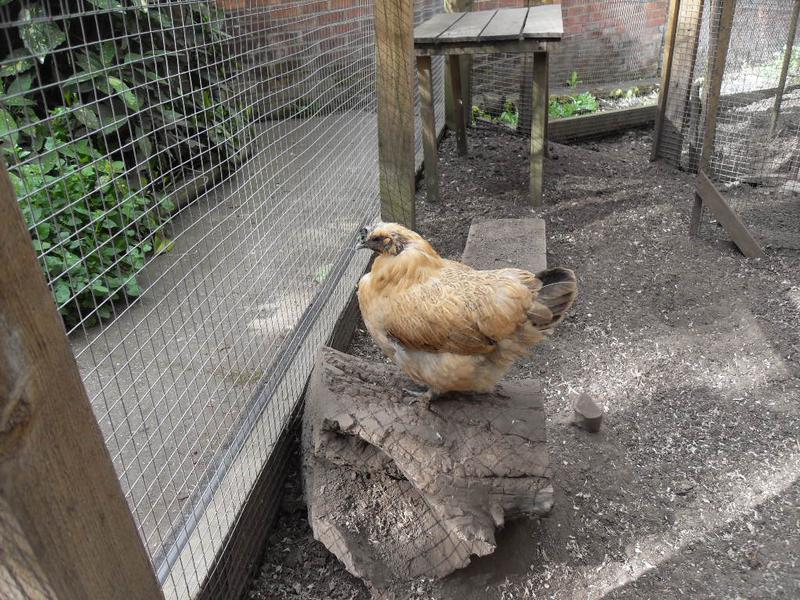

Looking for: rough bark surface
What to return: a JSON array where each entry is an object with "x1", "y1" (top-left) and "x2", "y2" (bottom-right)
[{"x1": 303, "y1": 347, "x2": 552, "y2": 587}]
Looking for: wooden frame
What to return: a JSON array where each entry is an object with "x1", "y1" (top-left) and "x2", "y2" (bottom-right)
[
  {"x1": 0, "y1": 164, "x2": 164, "y2": 599},
  {"x1": 690, "y1": 0, "x2": 737, "y2": 235},
  {"x1": 445, "y1": 0, "x2": 474, "y2": 133},
  {"x1": 375, "y1": 0, "x2": 416, "y2": 228},
  {"x1": 549, "y1": 105, "x2": 656, "y2": 142},
  {"x1": 770, "y1": 0, "x2": 800, "y2": 134},
  {"x1": 651, "y1": 0, "x2": 682, "y2": 160}
]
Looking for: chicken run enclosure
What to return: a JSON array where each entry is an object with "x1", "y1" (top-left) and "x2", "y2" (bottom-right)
[{"x1": 1, "y1": 0, "x2": 798, "y2": 598}]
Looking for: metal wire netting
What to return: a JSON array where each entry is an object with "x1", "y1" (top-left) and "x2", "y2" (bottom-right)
[
  {"x1": 655, "y1": 0, "x2": 800, "y2": 249},
  {"x1": 0, "y1": 0, "x2": 442, "y2": 598},
  {"x1": 469, "y1": 0, "x2": 669, "y2": 127}
]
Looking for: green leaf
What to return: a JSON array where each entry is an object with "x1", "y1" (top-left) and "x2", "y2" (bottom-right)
[
  {"x1": 0, "y1": 0, "x2": 17, "y2": 6},
  {"x1": 86, "y1": 0, "x2": 125, "y2": 12},
  {"x1": 107, "y1": 76, "x2": 140, "y2": 111},
  {"x1": 8, "y1": 74, "x2": 34, "y2": 95},
  {"x1": 18, "y1": 5, "x2": 67, "y2": 64},
  {"x1": 0, "y1": 108, "x2": 19, "y2": 145},
  {"x1": 314, "y1": 263, "x2": 332, "y2": 284},
  {"x1": 53, "y1": 280, "x2": 71, "y2": 304},
  {"x1": 73, "y1": 105, "x2": 101, "y2": 130},
  {"x1": 0, "y1": 51, "x2": 36, "y2": 77},
  {"x1": 125, "y1": 278, "x2": 142, "y2": 297},
  {"x1": 154, "y1": 236, "x2": 175, "y2": 256}
]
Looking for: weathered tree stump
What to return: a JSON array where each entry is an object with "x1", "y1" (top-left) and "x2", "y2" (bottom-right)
[{"x1": 303, "y1": 347, "x2": 552, "y2": 587}]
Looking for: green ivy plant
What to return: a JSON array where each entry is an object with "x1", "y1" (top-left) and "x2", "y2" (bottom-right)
[{"x1": 0, "y1": 0, "x2": 251, "y2": 327}]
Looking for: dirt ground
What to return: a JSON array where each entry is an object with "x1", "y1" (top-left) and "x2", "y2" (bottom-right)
[{"x1": 248, "y1": 123, "x2": 800, "y2": 599}]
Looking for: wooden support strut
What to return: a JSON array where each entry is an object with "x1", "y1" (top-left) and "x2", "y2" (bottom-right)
[
  {"x1": 375, "y1": 0, "x2": 416, "y2": 228},
  {"x1": 529, "y1": 50, "x2": 548, "y2": 206},
  {"x1": 418, "y1": 55, "x2": 440, "y2": 203},
  {"x1": 445, "y1": 0, "x2": 474, "y2": 133},
  {"x1": 651, "y1": 0, "x2": 682, "y2": 161},
  {"x1": 0, "y1": 163, "x2": 164, "y2": 599},
  {"x1": 448, "y1": 55, "x2": 469, "y2": 156}
]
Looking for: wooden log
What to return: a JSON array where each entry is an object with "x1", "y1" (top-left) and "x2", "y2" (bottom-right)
[
  {"x1": 690, "y1": 0, "x2": 737, "y2": 236},
  {"x1": 571, "y1": 392, "x2": 603, "y2": 433},
  {"x1": 417, "y1": 55, "x2": 440, "y2": 203},
  {"x1": 0, "y1": 165, "x2": 163, "y2": 598},
  {"x1": 651, "y1": 0, "x2": 683, "y2": 161},
  {"x1": 303, "y1": 348, "x2": 552, "y2": 586},
  {"x1": 770, "y1": 0, "x2": 800, "y2": 134},
  {"x1": 375, "y1": 0, "x2": 416, "y2": 228}
]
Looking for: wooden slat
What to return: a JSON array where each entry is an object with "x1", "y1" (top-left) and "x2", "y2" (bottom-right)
[
  {"x1": 448, "y1": 55, "x2": 468, "y2": 155},
  {"x1": 651, "y1": 0, "x2": 682, "y2": 161},
  {"x1": 695, "y1": 171, "x2": 764, "y2": 258},
  {"x1": 770, "y1": 0, "x2": 800, "y2": 133},
  {"x1": 479, "y1": 7, "x2": 529, "y2": 40},
  {"x1": 376, "y1": 0, "x2": 416, "y2": 228},
  {"x1": 0, "y1": 164, "x2": 164, "y2": 599},
  {"x1": 522, "y1": 4, "x2": 563, "y2": 39},
  {"x1": 415, "y1": 39, "x2": 545, "y2": 55},
  {"x1": 444, "y1": 0, "x2": 474, "y2": 133},
  {"x1": 438, "y1": 10, "x2": 497, "y2": 43},
  {"x1": 529, "y1": 51, "x2": 548, "y2": 206},
  {"x1": 413, "y1": 12, "x2": 465, "y2": 44},
  {"x1": 549, "y1": 105, "x2": 657, "y2": 142}
]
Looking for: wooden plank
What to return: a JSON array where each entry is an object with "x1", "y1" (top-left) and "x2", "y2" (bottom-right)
[
  {"x1": 771, "y1": 0, "x2": 800, "y2": 133},
  {"x1": 690, "y1": 0, "x2": 736, "y2": 235},
  {"x1": 522, "y1": 4, "x2": 563, "y2": 39},
  {"x1": 417, "y1": 55, "x2": 440, "y2": 203},
  {"x1": 461, "y1": 218, "x2": 547, "y2": 274},
  {"x1": 651, "y1": 0, "x2": 682, "y2": 161},
  {"x1": 479, "y1": 7, "x2": 529, "y2": 40},
  {"x1": 529, "y1": 51, "x2": 548, "y2": 206},
  {"x1": 0, "y1": 164, "x2": 164, "y2": 599},
  {"x1": 376, "y1": 0, "x2": 416, "y2": 227},
  {"x1": 415, "y1": 39, "x2": 546, "y2": 55},
  {"x1": 695, "y1": 171, "x2": 764, "y2": 258},
  {"x1": 438, "y1": 10, "x2": 496, "y2": 43},
  {"x1": 413, "y1": 12, "x2": 465, "y2": 44},
  {"x1": 549, "y1": 104, "x2": 657, "y2": 142},
  {"x1": 448, "y1": 55, "x2": 469, "y2": 156}
]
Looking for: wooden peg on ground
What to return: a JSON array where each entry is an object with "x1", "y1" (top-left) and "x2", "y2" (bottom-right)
[{"x1": 571, "y1": 391, "x2": 603, "y2": 433}]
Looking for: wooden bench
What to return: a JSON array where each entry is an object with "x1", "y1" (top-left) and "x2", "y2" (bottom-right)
[{"x1": 414, "y1": 5, "x2": 564, "y2": 206}]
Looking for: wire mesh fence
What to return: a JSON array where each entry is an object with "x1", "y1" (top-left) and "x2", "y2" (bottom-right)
[
  {"x1": 654, "y1": 0, "x2": 800, "y2": 250},
  {"x1": 0, "y1": 0, "x2": 442, "y2": 597},
  {"x1": 469, "y1": 0, "x2": 669, "y2": 131}
]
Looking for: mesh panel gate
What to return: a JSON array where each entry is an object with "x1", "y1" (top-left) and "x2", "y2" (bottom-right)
[{"x1": 0, "y1": 0, "x2": 442, "y2": 597}]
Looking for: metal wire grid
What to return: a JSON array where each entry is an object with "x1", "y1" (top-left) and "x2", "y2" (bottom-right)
[
  {"x1": 0, "y1": 0, "x2": 452, "y2": 597},
  {"x1": 469, "y1": 0, "x2": 669, "y2": 123},
  {"x1": 656, "y1": 0, "x2": 800, "y2": 247}
]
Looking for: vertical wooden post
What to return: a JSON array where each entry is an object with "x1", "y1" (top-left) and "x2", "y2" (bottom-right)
[
  {"x1": 770, "y1": 0, "x2": 800, "y2": 134},
  {"x1": 651, "y1": 0, "x2": 683, "y2": 161},
  {"x1": 448, "y1": 55, "x2": 468, "y2": 156},
  {"x1": 375, "y1": 0, "x2": 416, "y2": 228},
  {"x1": 519, "y1": 0, "x2": 553, "y2": 135},
  {"x1": 690, "y1": 0, "x2": 737, "y2": 236},
  {"x1": 0, "y1": 164, "x2": 163, "y2": 599},
  {"x1": 529, "y1": 50, "x2": 548, "y2": 206},
  {"x1": 445, "y1": 0, "x2": 474, "y2": 133},
  {"x1": 660, "y1": 0, "x2": 705, "y2": 166},
  {"x1": 418, "y1": 55, "x2": 441, "y2": 203}
]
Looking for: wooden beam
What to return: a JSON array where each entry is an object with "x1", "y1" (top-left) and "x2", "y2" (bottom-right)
[
  {"x1": 695, "y1": 171, "x2": 764, "y2": 258},
  {"x1": 375, "y1": 0, "x2": 416, "y2": 228},
  {"x1": 445, "y1": 0, "x2": 474, "y2": 133},
  {"x1": 529, "y1": 50, "x2": 548, "y2": 206},
  {"x1": 690, "y1": 0, "x2": 737, "y2": 235},
  {"x1": 770, "y1": 0, "x2": 800, "y2": 134},
  {"x1": 418, "y1": 55, "x2": 440, "y2": 203},
  {"x1": 518, "y1": 0, "x2": 554, "y2": 134},
  {"x1": 0, "y1": 164, "x2": 164, "y2": 599},
  {"x1": 448, "y1": 55, "x2": 468, "y2": 156},
  {"x1": 651, "y1": 0, "x2": 682, "y2": 161},
  {"x1": 659, "y1": 0, "x2": 705, "y2": 165},
  {"x1": 549, "y1": 104, "x2": 657, "y2": 142}
]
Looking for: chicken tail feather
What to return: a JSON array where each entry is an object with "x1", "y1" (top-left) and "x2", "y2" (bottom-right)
[{"x1": 529, "y1": 268, "x2": 577, "y2": 332}]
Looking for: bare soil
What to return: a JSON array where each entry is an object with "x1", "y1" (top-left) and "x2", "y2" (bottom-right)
[{"x1": 248, "y1": 123, "x2": 800, "y2": 599}]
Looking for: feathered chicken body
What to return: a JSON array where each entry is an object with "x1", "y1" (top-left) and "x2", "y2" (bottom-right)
[{"x1": 356, "y1": 223, "x2": 576, "y2": 406}]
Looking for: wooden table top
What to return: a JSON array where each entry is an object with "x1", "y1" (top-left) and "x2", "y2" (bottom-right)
[{"x1": 414, "y1": 5, "x2": 564, "y2": 47}]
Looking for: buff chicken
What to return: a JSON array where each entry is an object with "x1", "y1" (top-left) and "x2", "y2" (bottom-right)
[{"x1": 355, "y1": 222, "x2": 577, "y2": 409}]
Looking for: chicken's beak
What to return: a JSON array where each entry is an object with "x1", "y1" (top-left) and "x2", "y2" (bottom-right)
[{"x1": 355, "y1": 226, "x2": 370, "y2": 250}]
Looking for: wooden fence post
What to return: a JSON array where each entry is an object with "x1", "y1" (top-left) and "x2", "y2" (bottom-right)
[
  {"x1": 518, "y1": 0, "x2": 553, "y2": 135},
  {"x1": 770, "y1": 0, "x2": 800, "y2": 134},
  {"x1": 689, "y1": 0, "x2": 736, "y2": 235},
  {"x1": 0, "y1": 163, "x2": 163, "y2": 600},
  {"x1": 375, "y1": 0, "x2": 416, "y2": 228},
  {"x1": 445, "y1": 0, "x2": 473, "y2": 133},
  {"x1": 651, "y1": 0, "x2": 682, "y2": 161}
]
